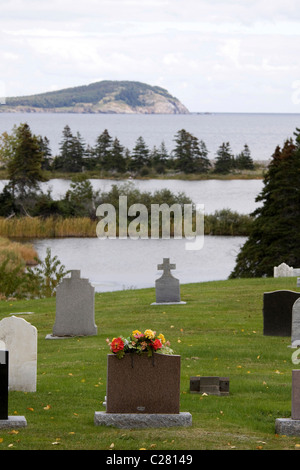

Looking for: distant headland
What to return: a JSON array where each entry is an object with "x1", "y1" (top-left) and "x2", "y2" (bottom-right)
[{"x1": 0, "y1": 80, "x2": 189, "y2": 114}]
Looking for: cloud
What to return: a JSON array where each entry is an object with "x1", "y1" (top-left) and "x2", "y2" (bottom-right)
[{"x1": 1, "y1": 0, "x2": 300, "y2": 111}]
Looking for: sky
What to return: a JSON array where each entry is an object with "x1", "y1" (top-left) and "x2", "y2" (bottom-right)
[{"x1": 1, "y1": 0, "x2": 300, "y2": 113}]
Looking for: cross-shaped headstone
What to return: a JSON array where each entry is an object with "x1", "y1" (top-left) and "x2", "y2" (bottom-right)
[{"x1": 157, "y1": 258, "x2": 176, "y2": 275}]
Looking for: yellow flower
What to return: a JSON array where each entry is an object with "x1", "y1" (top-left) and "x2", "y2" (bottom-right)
[
  {"x1": 144, "y1": 329, "x2": 155, "y2": 339},
  {"x1": 132, "y1": 330, "x2": 142, "y2": 337},
  {"x1": 158, "y1": 333, "x2": 165, "y2": 344}
]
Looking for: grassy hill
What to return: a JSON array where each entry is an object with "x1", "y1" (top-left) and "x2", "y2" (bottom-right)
[
  {"x1": 0, "y1": 276, "x2": 299, "y2": 450},
  {"x1": 1, "y1": 81, "x2": 189, "y2": 114}
]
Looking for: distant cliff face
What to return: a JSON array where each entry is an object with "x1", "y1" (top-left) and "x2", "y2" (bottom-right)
[{"x1": 1, "y1": 80, "x2": 189, "y2": 114}]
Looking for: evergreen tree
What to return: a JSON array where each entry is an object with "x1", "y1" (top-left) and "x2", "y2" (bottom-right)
[
  {"x1": 7, "y1": 122, "x2": 45, "y2": 198},
  {"x1": 173, "y1": 130, "x2": 211, "y2": 174},
  {"x1": 214, "y1": 142, "x2": 234, "y2": 174},
  {"x1": 150, "y1": 141, "x2": 169, "y2": 173},
  {"x1": 55, "y1": 126, "x2": 85, "y2": 172},
  {"x1": 129, "y1": 136, "x2": 150, "y2": 172},
  {"x1": 38, "y1": 136, "x2": 52, "y2": 170},
  {"x1": 230, "y1": 132, "x2": 300, "y2": 278},
  {"x1": 173, "y1": 129, "x2": 195, "y2": 173},
  {"x1": 235, "y1": 144, "x2": 254, "y2": 170},
  {"x1": 93, "y1": 129, "x2": 113, "y2": 170},
  {"x1": 193, "y1": 139, "x2": 211, "y2": 173},
  {"x1": 110, "y1": 137, "x2": 127, "y2": 173}
]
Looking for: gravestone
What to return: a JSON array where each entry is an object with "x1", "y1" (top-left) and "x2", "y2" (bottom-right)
[
  {"x1": 291, "y1": 298, "x2": 300, "y2": 347},
  {"x1": 0, "y1": 350, "x2": 8, "y2": 420},
  {"x1": 274, "y1": 262, "x2": 294, "y2": 277},
  {"x1": 263, "y1": 290, "x2": 300, "y2": 336},
  {"x1": 94, "y1": 353, "x2": 192, "y2": 429},
  {"x1": 151, "y1": 258, "x2": 186, "y2": 305},
  {"x1": 190, "y1": 376, "x2": 229, "y2": 396},
  {"x1": 48, "y1": 270, "x2": 97, "y2": 338},
  {"x1": 0, "y1": 350, "x2": 27, "y2": 429},
  {"x1": 0, "y1": 316, "x2": 37, "y2": 392},
  {"x1": 275, "y1": 370, "x2": 300, "y2": 436}
]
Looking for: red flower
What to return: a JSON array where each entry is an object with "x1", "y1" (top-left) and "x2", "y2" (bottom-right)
[
  {"x1": 151, "y1": 339, "x2": 162, "y2": 351},
  {"x1": 110, "y1": 337, "x2": 124, "y2": 353}
]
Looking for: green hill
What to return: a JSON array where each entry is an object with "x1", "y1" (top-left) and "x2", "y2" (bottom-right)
[{"x1": 1, "y1": 80, "x2": 189, "y2": 114}]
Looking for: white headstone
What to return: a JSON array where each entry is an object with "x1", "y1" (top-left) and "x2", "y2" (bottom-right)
[
  {"x1": 0, "y1": 316, "x2": 37, "y2": 392},
  {"x1": 274, "y1": 262, "x2": 294, "y2": 277}
]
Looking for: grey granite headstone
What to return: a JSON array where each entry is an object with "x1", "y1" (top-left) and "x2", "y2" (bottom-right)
[
  {"x1": 291, "y1": 299, "x2": 300, "y2": 347},
  {"x1": 263, "y1": 290, "x2": 300, "y2": 337},
  {"x1": 275, "y1": 370, "x2": 300, "y2": 436},
  {"x1": 47, "y1": 270, "x2": 97, "y2": 338},
  {"x1": 151, "y1": 258, "x2": 186, "y2": 305}
]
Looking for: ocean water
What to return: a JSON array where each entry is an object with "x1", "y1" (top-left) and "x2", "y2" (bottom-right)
[{"x1": 0, "y1": 112, "x2": 299, "y2": 160}]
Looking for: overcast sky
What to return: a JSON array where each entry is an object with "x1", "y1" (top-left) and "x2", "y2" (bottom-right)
[{"x1": 1, "y1": 0, "x2": 300, "y2": 113}]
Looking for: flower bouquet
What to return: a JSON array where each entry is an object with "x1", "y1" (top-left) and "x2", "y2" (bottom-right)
[{"x1": 106, "y1": 328, "x2": 174, "y2": 359}]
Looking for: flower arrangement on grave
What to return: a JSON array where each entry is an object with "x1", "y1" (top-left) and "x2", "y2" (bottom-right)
[{"x1": 106, "y1": 329, "x2": 174, "y2": 359}]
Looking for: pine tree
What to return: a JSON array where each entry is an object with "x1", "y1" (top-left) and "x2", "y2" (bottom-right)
[
  {"x1": 214, "y1": 142, "x2": 234, "y2": 174},
  {"x1": 93, "y1": 129, "x2": 113, "y2": 170},
  {"x1": 110, "y1": 138, "x2": 127, "y2": 173},
  {"x1": 150, "y1": 141, "x2": 169, "y2": 174},
  {"x1": 129, "y1": 136, "x2": 150, "y2": 172},
  {"x1": 230, "y1": 132, "x2": 300, "y2": 278},
  {"x1": 173, "y1": 129, "x2": 195, "y2": 173},
  {"x1": 235, "y1": 144, "x2": 254, "y2": 170},
  {"x1": 7, "y1": 123, "x2": 45, "y2": 198},
  {"x1": 193, "y1": 139, "x2": 211, "y2": 173}
]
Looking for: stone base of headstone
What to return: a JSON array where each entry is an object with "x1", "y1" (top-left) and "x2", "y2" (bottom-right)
[
  {"x1": 275, "y1": 418, "x2": 300, "y2": 436},
  {"x1": 0, "y1": 416, "x2": 27, "y2": 429},
  {"x1": 94, "y1": 411, "x2": 192, "y2": 429},
  {"x1": 151, "y1": 301, "x2": 186, "y2": 306},
  {"x1": 45, "y1": 334, "x2": 77, "y2": 340}
]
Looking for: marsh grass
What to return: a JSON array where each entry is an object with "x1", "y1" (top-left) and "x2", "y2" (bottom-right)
[{"x1": 0, "y1": 276, "x2": 299, "y2": 450}]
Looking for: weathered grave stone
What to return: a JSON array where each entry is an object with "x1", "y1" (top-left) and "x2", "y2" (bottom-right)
[
  {"x1": 0, "y1": 350, "x2": 27, "y2": 429},
  {"x1": 47, "y1": 270, "x2": 97, "y2": 338},
  {"x1": 274, "y1": 262, "x2": 294, "y2": 277},
  {"x1": 94, "y1": 353, "x2": 192, "y2": 429},
  {"x1": 0, "y1": 316, "x2": 37, "y2": 392},
  {"x1": 274, "y1": 262, "x2": 300, "y2": 277},
  {"x1": 190, "y1": 376, "x2": 229, "y2": 395},
  {"x1": 151, "y1": 258, "x2": 186, "y2": 305},
  {"x1": 263, "y1": 290, "x2": 300, "y2": 336},
  {"x1": 291, "y1": 298, "x2": 300, "y2": 347},
  {"x1": 275, "y1": 370, "x2": 300, "y2": 436}
]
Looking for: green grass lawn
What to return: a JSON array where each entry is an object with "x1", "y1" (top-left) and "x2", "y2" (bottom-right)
[{"x1": 0, "y1": 276, "x2": 299, "y2": 450}]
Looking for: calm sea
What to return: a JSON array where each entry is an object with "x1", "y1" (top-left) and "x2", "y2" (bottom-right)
[{"x1": 0, "y1": 112, "x2": 300, "y2": 160}]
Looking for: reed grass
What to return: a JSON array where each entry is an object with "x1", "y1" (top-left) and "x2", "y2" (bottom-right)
[
  {"x1": 0, "y1": 210, "x2": 253, "y2": 239},
  {"x1": 0, "y1": 217, "x2": 97, "y2": 238},
  {"x1": 0, "y1": 236, "x2": 38, "y2": 265}
]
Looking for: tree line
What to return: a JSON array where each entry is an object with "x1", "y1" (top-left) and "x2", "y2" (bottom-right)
[{"x1": 0, "y1": 123, "x2": 255, "y2": 179}]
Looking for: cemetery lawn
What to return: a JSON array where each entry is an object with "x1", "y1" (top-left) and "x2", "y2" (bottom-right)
[{"x1": 0, "y1": 276, "x2": 300, "y2": 451}]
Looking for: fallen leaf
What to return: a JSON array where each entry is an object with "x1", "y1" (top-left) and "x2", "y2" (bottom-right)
[{"x1": 43, "y1": 405, "x2": 51, "y2": 410}]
